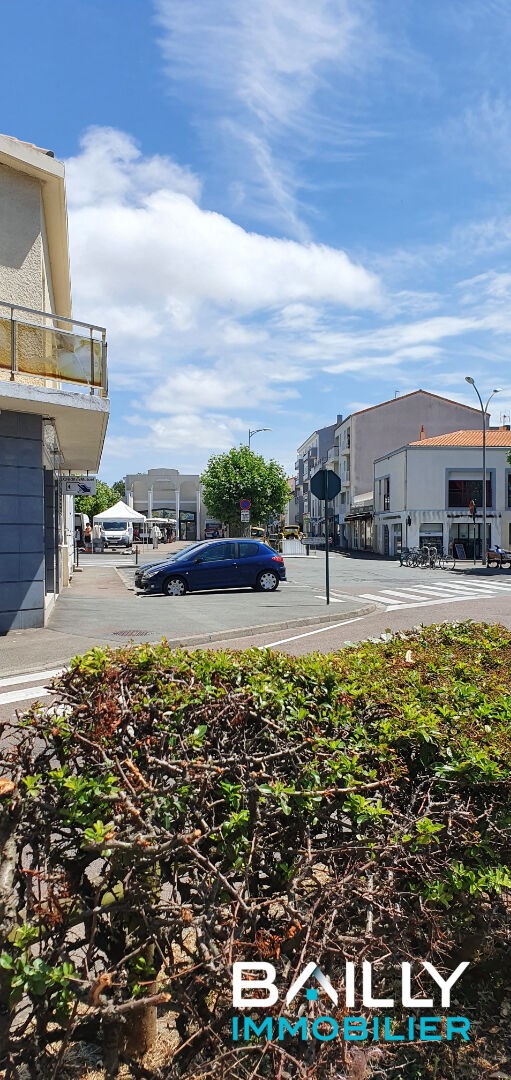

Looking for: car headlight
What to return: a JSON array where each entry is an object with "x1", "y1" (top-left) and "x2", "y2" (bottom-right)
[{"x1": 142, "y1": 567, "x2": 161, "y2": 580}]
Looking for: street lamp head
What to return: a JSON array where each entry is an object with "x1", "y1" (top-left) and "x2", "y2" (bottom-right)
[{"x1": 465, "y1": 376, "x2": 475, "y2": 385}]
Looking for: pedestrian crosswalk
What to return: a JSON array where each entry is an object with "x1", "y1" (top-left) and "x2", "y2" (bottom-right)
[
  {"x1": 358, "y1": 577, "x2": 511, "y2": 612},
  {"x1": 0, "y1": 667, "x2": 63, "y2": 708}
]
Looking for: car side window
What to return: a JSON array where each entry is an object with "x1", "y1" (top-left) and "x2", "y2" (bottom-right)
[
  {"x1": 238, "y1": 542, "x2": 259, "y2": 559},
  {"x1": 199, "y1": 543, "x2": 236, "y2": 562}
]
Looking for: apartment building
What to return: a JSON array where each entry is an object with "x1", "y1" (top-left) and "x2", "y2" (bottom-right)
[
  {"x1": 294, "y1": 418, "x2": 341, "y2": 534},
  {"x1": 334, "y1": 391, "x2": 484, "y2": 549},
  {"x1": 293, "y1": 392, "x2": 485, "y2": 549},
  {"x1": 0, "y1": 134, "x2": 109, "y2": 632},
  {"x1": 373, "y1": 428, "x2": 511, "y2": 558},
  {"x1": 125, "y1": 469, "x2": 204, "y2": 541}
]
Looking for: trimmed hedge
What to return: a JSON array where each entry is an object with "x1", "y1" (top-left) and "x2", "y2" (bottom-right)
[{"x1": 0, "y1": 621, "x2": 510, "y2": 1078}]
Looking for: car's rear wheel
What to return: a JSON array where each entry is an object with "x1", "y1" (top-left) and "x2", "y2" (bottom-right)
[
  {"x1": 163, "y1": 576, "x2": 187, "y2": 596},
  {"x1": 256, "y1": 570, "x2": 279, "y2": 592}
]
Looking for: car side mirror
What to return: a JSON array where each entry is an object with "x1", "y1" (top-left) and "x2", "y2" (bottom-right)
[{"x1": 194, "y1": 556, "x2": 204, "y2": 563}]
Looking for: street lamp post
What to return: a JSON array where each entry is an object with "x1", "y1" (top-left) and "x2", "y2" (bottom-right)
[
  {"x1": 248, "y1": 427, "x2": 271, "y2": 448},
  {"x1": 465, "y1": 378, "x2": 501, "y2": 564}
]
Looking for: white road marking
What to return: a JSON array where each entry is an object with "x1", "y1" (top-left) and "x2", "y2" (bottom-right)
[
  {"x1": 314, "y1": 595, "x2": 347, "y2": 603},
  {"x1": 384, "y1": 593, "x2": 497, "y2": 612},
  {"x1": 0, "y1": 667, "x2": 63, "y2": 689},
  {"x1": 359, "y1": 592, "x2": 404, "y2": 604},
  {"x1": 0, "y1": 685, "x2": 51, "y2": 706},
  {"x1": 257, "y1": 616, "x2": 369, "y2": 650},
  {"x1": 377, "y1": 587, "x2": 448, "y2": 601},
  {"x1": 358, "y1": 577, "x2": 511, "y2": 612}
]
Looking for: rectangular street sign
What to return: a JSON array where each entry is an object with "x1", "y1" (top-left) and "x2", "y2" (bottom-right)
[
  {"x1": 240, "y1": 510, "x2": 250, "y2": 522},
  {"x1": 62, "y1": 479, "x2": 97, "y2": 496}
]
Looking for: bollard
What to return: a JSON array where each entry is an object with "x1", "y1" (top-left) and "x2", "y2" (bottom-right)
[{"x1": 135, "y1": 545, "x2": 139, "y2": 565}]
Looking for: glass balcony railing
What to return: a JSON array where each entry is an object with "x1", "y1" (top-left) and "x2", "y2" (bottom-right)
[{"x1": 0, "y1": 301, "x2": 107, "y2": 395}]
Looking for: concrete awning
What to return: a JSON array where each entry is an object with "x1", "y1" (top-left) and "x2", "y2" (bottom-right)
[{"x1": 0, "y1": 379, "x2": 109, "y2": 472}]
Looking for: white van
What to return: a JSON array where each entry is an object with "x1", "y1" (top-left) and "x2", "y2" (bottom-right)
[{"x1": 94, "y1": 518, "x2": 133, "y2": 548}]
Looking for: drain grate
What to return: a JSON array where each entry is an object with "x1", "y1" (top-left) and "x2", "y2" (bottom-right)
[{"x1": 110, "y1": 630, "x2": 151, "y2": 638}]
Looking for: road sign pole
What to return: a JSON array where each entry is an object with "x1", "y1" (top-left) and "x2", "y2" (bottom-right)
[
  {"x1": 324, "y1": 470, "x2": 330, "y2": 605},
  {"x1": 310, "y1": 469, "x2": 341, "y2": 606}
]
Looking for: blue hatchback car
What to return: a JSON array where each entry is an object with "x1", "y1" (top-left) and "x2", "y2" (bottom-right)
[{"x1": 134, "y1": 539, "x2": 286, "y2": 596}]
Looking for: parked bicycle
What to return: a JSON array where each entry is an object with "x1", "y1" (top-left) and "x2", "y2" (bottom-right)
[
  {"x1": 439, "y1": 549, "x2": 455, "y2": 570},
  {"x1": 404, "y1": 545, "x2": 454, "y2": 570}
]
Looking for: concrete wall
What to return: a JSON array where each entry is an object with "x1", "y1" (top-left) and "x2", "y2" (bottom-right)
[
  {"x1": 0, "y1": 164, "x2": 44, "y2": 311},
  {"x1": 351, "y1": 393, "x2": 483, "y2": 499},
  {"x1": 0, "y1": 411, "x2": 45, "y2": 632}
]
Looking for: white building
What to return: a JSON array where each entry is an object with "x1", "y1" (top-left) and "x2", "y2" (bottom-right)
[
  {"x1": 373, "y1": 428, "x2": 511, "y2": 558},
  {"x1": 125, "y1": 469, "x2": 204, "y2": 541},
  {"x1": 0, "y1": 134, "x2": 109, "y2": 631}
]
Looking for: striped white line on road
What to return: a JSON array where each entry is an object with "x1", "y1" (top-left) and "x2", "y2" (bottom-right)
[
  {"x1": 384, "y1": 593, "x2": 504, "y2": 613},
  {"x1": 378, "y1": 587, "x2": 451, "y2": 600},
  {"x1": 359, "y1": 578, "x2": 511, "y2": 611},
  {"x1": 0, "y1": 685, "x2": 51, "y2": 706},
  {"x1": 0, "y1": 668, "x2": 63, "y2": 690}
]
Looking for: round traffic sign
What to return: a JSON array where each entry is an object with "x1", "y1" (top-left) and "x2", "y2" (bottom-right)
[{"x1": 240, "y1": 498, "x2": 251, "y2": 510}]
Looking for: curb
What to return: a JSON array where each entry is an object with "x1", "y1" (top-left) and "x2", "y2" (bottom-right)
[
  {"x1": 117, "y1": 602, "x2": 377, "y2": 650},
  {"x1": 0, "y1": 604, "x2": 377, "y2": 678}
]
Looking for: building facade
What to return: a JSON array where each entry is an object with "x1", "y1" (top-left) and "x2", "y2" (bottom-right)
[
  {"x1": 0, "y1": 134, "x2": 109, "y2": 632},
  {"x1": 293, "y1": 392, "x2": 485, "y2": 550},
  {"x1": 294, "y1": 419, "x2": 341, "y2": 535},
  {"x1": 125, "y1": 469, "x2": 204, "y2": 540},
  {"x1": 373, "y1": 428, "x2": 511, "y2": 558}
]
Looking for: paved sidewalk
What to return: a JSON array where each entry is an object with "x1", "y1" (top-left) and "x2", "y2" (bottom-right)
[{"x1": 0, "y1": 558, "x2": 373, "y2": 677}]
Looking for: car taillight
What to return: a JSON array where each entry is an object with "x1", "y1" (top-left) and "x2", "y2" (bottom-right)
[{"x1": 271, "y1": 555, "x2": 284, "y2": 562}]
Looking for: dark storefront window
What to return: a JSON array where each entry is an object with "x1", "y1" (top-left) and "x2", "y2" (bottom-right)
[{"x1": 448, "y1": 478, "x2": 492, "y2": 509}]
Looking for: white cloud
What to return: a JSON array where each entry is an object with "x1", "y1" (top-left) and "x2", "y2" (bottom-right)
[
  {"x1": 154, "y1": 0, "x2": 384, "y2": 233},
  {"x1": 65, "y1": 126, "x2": 511, "y2": 480},
  {"x1": 65, "y1": 126, "x2": 201, "y2": 208},
  {"x1": 155, "y1": 0, "x2": 375, "y2": 133},
  {"x1": 70, "y1": 188, "x2": 380, "y2": 316}
]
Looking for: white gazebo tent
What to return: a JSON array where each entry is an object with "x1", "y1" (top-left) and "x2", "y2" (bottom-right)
[
  {"x1": 93, "y1": 500, "x2": 145, "y2": 523},
  {"x1": 92, "y1": 500, "x2": 146, "y2": 551}
]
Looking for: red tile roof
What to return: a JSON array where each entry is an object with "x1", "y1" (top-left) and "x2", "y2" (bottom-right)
[{"x1": 410, "y1": 429, "x2": 511, "y2": 447}]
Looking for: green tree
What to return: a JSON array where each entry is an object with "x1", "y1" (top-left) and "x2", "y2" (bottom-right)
[
  {"x1": 111, "y1": 478, "x2": 126, "y2": 500},
  {"x1": 201, "y1": 446, "x2": 290, "y2": 533},
  {"x1": 75, "y1": 479, "x2": 118, "y2": 522}
]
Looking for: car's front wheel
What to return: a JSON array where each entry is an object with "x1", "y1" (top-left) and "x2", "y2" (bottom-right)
[
  {"x1": 256, "y1": 570, "x2": 279, "y2": 592},
  {"x1": 162, "y1": 576, "x2": 187, "y2": 596}
]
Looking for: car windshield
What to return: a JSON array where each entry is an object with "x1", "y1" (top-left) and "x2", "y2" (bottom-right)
[
  {"x1": 169, "y1": 543, "x2": 202, "y2": 561},
  {"x1": 102, "y1": 521, "x2": 127, "y2": 531}
]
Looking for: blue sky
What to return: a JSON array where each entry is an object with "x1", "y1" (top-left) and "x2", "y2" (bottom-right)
[{"x1": 2, "y1": 0, "x2": 511, "y2": 481}]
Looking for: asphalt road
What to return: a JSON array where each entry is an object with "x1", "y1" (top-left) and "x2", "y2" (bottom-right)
[{"x1": 2, "y1": 552, "x2": 511, "y2": 720}]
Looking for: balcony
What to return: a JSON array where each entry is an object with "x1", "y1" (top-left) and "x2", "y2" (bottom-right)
[
  {"x1": 0, "y1": 300, "x2": 109, "y2": 472},
  {"x1": 0, "y1": 301, "x2": 107, "y2": 394}
]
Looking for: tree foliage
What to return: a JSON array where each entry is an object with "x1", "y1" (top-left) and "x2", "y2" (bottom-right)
[
  {"x1": 1, "y1": 622, "x2": 511, "y2": 1077},
  {"x1": 201, "y1": 446, "x2": 290, "y2": 531},
  {"x1": 111, "y1": 478, "x2": 126, "y2": 500},
  {"x1": 75, "y1": 479, "x2": 121, "y2": 522}
]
